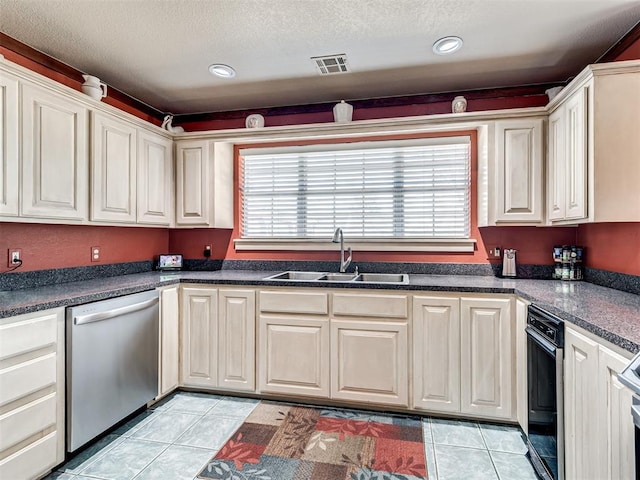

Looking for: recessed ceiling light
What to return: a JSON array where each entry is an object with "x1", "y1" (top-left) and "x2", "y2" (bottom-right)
[
  {"x1": 432, "y1": 36, "x2": 463, "y2": 55},
  {"x1": 208, "y1": 64, "x2": 236, "y2": 78}
]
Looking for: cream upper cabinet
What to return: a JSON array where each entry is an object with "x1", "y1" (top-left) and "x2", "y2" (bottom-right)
[
  {"x1": 181, "y1": 286, "x2": 218, "y2": 388},
  {"x1": 547, "y1": 86, "x2": 588, "y2": 222},
  {"x1": 493, "y1": 118, "x2": 545, "y2": 223},
  {"x1": 258, "y1": 290, "x2": 330, "y2": 397},
  {"x1": 0, "y1": 71, "x2": 19, "y2": 217},
  {"x1": 137, "y1": 130, "x2": 173, "y2": 225},
  {"x1": 91, "y1": 112, "x2": 137, "y2": 223},
  {"x1": 547, "y1": 61, "x2": 640, "y2": 223},
  {"x1": 175, "y1": 139, "x2": 233, "y2": 228},
  {"x1": 21, "y1": 83, "x2": 88, "y2": 220},
  {"x1": 92, "y1": 112, "x2": 174, "y2": 225},
  {"x1": 460, "y1": 297, "x2": 514, "y2": 420},
  {"x1": 412, "y1": 296, "x2": 461, "y2": 412},
  {"x1": 565, "y1": 325, "x2": 635, "y2": 480},
  {"x1": 0, "y1": 308, "x2": 65, "y2": 480},
  {"x1": 218, "y1": 289, "x2": 256, "y2": 392},
  {"x1": 158, "y1": 285, "x2": 179, "y2": 397}
]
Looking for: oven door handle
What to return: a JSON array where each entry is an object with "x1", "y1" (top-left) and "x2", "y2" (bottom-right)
[{"x1": 526, "y1": 326, "x2": 557, "y2": 355}]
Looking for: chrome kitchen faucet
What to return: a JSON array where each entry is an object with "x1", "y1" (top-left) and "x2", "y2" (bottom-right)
[{"x1": 332, "y1": 227, "x2": 352, "y2": 273}]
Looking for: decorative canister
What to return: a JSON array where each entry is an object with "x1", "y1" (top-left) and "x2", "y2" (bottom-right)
[
  {"x1": 245, "y1": 114, "x2": 265, "y2": 128},
  {"x1": 333, "y1": 100, "x2": 353, "y2": 122},
  {"x1": 451, "y1": 95, "x2": 467, "y2": 113},
  {"x1": 81, "y1": 75, "x2": 107, "y2": 101}
]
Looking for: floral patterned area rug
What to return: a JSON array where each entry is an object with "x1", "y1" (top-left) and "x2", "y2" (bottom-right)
[{"x1": 197, "y1": 401, "x2": 428, "y2": 480}]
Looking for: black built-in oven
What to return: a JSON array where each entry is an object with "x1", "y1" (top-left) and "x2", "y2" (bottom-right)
[{"x1": 526, "y1": 305, "x2": 564, "y2": 480}]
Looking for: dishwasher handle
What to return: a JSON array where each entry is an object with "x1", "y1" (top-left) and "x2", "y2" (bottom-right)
[{"x1": 74, "y1": 296, "x2": 159, "y2": 325}]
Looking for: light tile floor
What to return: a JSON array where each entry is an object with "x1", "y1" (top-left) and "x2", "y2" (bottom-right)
[{"x1": 45, "y1": 391, "x2": 539, "y2": 480}]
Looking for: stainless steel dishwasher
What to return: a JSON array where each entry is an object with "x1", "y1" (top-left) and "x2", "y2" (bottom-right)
[{"x1": 66, "y1": 289, "x2": 159, "y2": 452}]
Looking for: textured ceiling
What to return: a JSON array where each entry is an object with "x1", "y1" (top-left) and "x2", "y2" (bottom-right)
[{"x1": 1, "y1": 0, "x2": 639, "y2": 114}]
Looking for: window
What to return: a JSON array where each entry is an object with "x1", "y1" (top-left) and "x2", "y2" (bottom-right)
[{"x1": 240, "y1": 136, "x2": 471, "y2": 244}]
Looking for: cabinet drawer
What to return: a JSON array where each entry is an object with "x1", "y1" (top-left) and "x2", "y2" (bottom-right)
[
  {"x1": 0, "y1": 353, "x2": 57, "y2": 407},
  {"x1": 0, "y1": 313, "x2": 57, "y2": 360},
  {"x1": 333, "y1": 293, "x2": 408, "y2": 319},
  {"x1": 0, "y1": 393, "x2": 57, "y2": 451},
  {"x1": 0, "y1": 431, "x2": 58, "y2": 480},
  {"x1": 260, "y1": 291, "x2": 328, "y2": 315}
]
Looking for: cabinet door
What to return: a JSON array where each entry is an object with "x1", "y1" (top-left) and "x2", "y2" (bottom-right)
[
  {"x1": 181, "y1": 286, "x2": 218, "y2": 388},
  {"x1": 159, "y1": 286, "x2": 179, "y2": 396},
  {"x1": 563, "y1": 86, "x2": 588, "y2": 221},
  {"x1": 21, "y1": 84, "x2": 88, "y2": 220},
  {"x1": 494, "y1": 119, "x2": 544, "y2": 223},
  {"x1": 331, "y1": 319, "x2": 408, "y2": 406},
  {"x1": 218, "y1": 289, "x2": 255, "y2": 392},
  {"x1": 547, "y1": 107, "x2": 566, "y2": 221},
  {"x1": 515, "y1": 298, "x2": 529, "y2": 434},
  {"x1": 137, "y1": 130, "x2": 173, "y2": 225},
  {"x1": 564, "y1": 328, "x2": 599, "y2": 480},
  {"x1": 175, "y1": 140, "x2": 210, "y2": 225},
  {"x1": 412, "y1": 296, "x2": 460, "y2": 412},
  {"x1": 0, "y1": 71, "x2": 18, "y2": 217},
  {"x1": 258, "y1": 316, "x2": 329, "y2": 397},
  {"x1": 460, "y1": 297, "x2": 513, "y2": 419},
  {"x1": 597, "y1": 347, "x2": 635, "y2": 480},
  {"x1": 91, "y1": 112, "x2": 137, "y2": 223}
]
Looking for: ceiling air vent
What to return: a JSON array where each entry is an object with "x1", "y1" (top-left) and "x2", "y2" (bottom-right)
[{"x1": 311, "y1": 54, "x2": 349, "y2": 75}]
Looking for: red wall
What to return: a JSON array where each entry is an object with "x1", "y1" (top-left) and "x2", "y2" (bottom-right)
[
  {"x1": 0, "y1": 223, "x2": 169, "y2": 273},
  {"x1": 614, "y1": 36, "x2": 640, "y2": 61},
  {"x1": 577, "y1": 223, "x2": 640, "y2": 275}
]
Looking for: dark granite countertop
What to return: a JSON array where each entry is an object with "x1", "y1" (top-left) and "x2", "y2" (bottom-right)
[{"x1": 1, "y1": 270, "x2": 639, "y2": 354}]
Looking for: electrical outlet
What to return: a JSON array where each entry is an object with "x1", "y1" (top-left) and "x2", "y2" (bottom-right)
[
  {"x1": 204, "y1": 245, "x2": 212, "y2": 258},
  {"x1": 7, "y1": 248, "x2": 21, "y2": 268},
  {"x1": 489, "y1": 246, "x2": 501, "y2": 258},
  {"x1": 91, "y1": 246, "x2": 100, "y2": 262}
]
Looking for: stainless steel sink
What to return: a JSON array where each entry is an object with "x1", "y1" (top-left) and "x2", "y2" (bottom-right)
[
  {"x1": 263, "y1": 271, "x2": 409, "y2": 284},
  {"x1": 354, "y1": 273, "x2": 409, "y2": 284},
  {"x1": 263, "y1": 271, "x2": 326, "y2": 281},
  {"x1": 318, "y1": 273, "x2": 358, "y2": 281}
]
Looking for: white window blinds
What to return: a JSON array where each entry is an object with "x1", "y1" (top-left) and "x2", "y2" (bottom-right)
[{"x1": 240, "y1": 137, "x2": 471, "y2": 239}]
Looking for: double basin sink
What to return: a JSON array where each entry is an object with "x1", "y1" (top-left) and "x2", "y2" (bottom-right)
[{"x1": 263, "y1": 271, "x2": 409, "y2": 284}]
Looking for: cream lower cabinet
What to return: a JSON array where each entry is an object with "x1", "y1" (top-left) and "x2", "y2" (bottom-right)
[
  {"x1": 412, "y1": 296, "x2": 461, "y2": 412},
  {"x1": 413, "y1": 295, "x2": 514, "y2": 420},
  {"x1": 564, "y1": 326, "x2": 635, "y2": 480},
  {"x1": 258, "y1": 290, "x2": 330, "y2": 397},
  {"x1": 218, "y1": 289, "x2": 256, "y2": 392},
  {"x1": 158, "y1": 286, "x2": 179, "y2": 397},
  {"x1": 460, "y1": 297, "x2": 514, "y2": 420},
  {"x1": 331, "y1": 292, "x2": 409, "y2": 407},
  {"x1": 0, "y1": 308, "x2": 65, "y2": 480},
  {"x1": 181, "y1": 286, "x2": 218, "y2": 387},
  {"x1": 180, "y1": 286, "x2": 256, "y2": 392}
]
